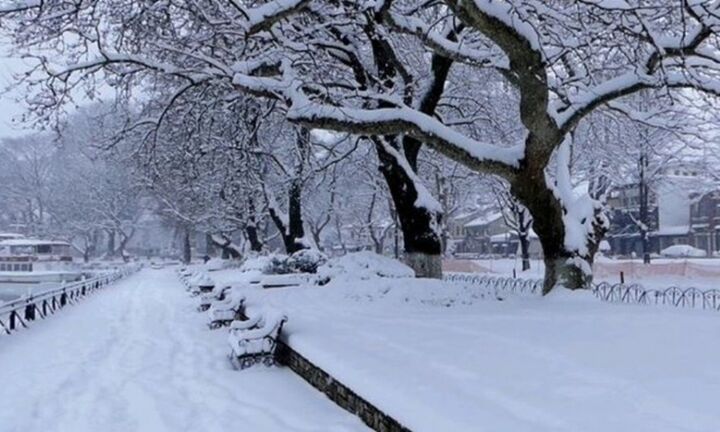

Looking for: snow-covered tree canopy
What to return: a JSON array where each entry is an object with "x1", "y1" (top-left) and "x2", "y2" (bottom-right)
[{"x1": 1, "y1": 0, "x2": 719, "y2": 291}]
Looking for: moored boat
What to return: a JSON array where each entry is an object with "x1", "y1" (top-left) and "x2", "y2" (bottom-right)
[{"x1": 0, "y1": 238, "x2": 83, "y2": 283}]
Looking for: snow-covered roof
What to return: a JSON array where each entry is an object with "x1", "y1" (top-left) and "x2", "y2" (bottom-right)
[
  {"x1": 464, "y1": 212, "x2": 502, "y2": 228},
  {"x1": 489, "y1": 229, "x2": 539, "y2": 242},
  {"x1": 0, "y1": 233, "x2": 24, "y2": 239},
  {"x1": 653, "y1": 226, "x2": 690, "y2": 236},
  {"x1": 0, "y1": 239, "x2": 71, "y2": 247}
]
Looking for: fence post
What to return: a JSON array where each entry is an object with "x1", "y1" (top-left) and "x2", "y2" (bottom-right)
[
  {"x1": 24, "y1": 303, "x2": 35, "y2": 321},
  {"x1": 620, "y1": 271, "x2": 625, "y2": 284}
]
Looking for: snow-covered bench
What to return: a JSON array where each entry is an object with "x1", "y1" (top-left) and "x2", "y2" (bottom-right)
[
  {"x1": 207, "y1": 291, "x2": 247, "y2": 329},
  {"x1": 188, "y1": 274, "x2": 214, "y2": 297},
  {"x1": 227, "y1": 309, "x2": 287, "y2": 369},
  {"x1": 260, "y1": 273, "x2": 314, "y2": 289},
  {"x1": 198, "y1": 285, "x2": 231, "y2": 312},
  {"x1": 180, "y1": 271, "x2": 198, "y2": 289}
]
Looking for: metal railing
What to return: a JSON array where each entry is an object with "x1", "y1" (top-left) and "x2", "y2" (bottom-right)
[
  {"x1": 592, "y1": 282, "x2": 720, "y2": 311},
  {"x1": 0, "y1": 264, "x2": 142, "y2": 335},
  {"x1": 443, "y1": 272, "x2": 720, "y2": 312},
  {"x1": 443, "y1": 272, "x2": 543, "y2": 296}
]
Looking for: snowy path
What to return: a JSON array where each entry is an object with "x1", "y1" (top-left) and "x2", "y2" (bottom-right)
[{"x1": 0, "y1": 269, "x2": 368, "y2": 432}]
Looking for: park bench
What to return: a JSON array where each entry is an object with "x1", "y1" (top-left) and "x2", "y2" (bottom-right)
[
  {"x1": 260, "y1": 273, "x2": 314, "y2": 289},
  {"x1": 189, "y1": 274, "x2": 214, "y2": 297},
  {"x1": 227, "y1": 308, "x2": 287, "y2": 370},
  {"x1": 180, "y1": 271, "x2": 197, "y2": 288},
  {"x1": 207, "y1": 291, "x2": 247, "y2": 329},
  {"x1": 198, "y1": 285, "x2": 231, "y2": 312}
]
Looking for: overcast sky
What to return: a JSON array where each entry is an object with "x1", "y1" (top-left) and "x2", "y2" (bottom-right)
[{"x1": 0, "y1": 51, "x2": 35, "y2": 139}]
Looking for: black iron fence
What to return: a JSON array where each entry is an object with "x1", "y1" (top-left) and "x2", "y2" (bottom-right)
[
  {"x1": 444, "y1": 272, "x2": 720, "y2": 312},
  {"x1": 0, "y1": 264, "x2": 142, "y2": 335},
  {"x1": 592, "y1": 282, "x2": 720, "y2": 311}
]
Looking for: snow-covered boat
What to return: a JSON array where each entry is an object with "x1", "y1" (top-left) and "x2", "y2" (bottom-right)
[{"x1": 0, "y1": 238, "x2": 83, "y2": 283}]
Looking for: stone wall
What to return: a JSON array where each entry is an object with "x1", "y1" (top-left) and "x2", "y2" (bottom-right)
[{"x1": 276, "y1": 340, "x2": 412, "y2": 432}]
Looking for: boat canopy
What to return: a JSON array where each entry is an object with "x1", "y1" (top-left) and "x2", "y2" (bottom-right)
[{"x1": 0, "y1": 239, "x2": 72, "y2": 256}]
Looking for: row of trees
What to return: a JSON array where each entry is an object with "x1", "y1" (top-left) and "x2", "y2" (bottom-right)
[
  {"x1": 1, "y1": 1, "x2": 718, "y2": 293},
  {"x1": 0, "y1": 109, "x2": 144, "y2": 261}
]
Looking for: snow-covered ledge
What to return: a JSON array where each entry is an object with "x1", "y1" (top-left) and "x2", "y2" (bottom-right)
[{"x1": 276, "y1": 340, "x2": 411, "y2": 432}]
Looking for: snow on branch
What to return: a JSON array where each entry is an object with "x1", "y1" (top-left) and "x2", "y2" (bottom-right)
[
  {"x1": 459, "y1": 0, "x2": 543, "y2": 54},
  {"x1": 385, "y1": 12, "x2": 508, "y2": 70},
  {"x1": 236, "y1": 0, "x2": 312, "y2": 35},
  {"x1": 284, "y1": 88, "x2": 524, "y2": 173},
  {"x1": 553, "y1": 14, "x2": 719, "y2": 130},
  {"x1": 546, "y1": 137, "x2": 607, "y2": 266}
]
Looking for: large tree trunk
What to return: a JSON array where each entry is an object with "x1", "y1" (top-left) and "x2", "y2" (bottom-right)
[
  {"x1": 205, "y1": 233, "x2": 216, "y2": 257},
  {"x1": 182, "y1": 228, "x2": 192, "y2": 264},
  {"x1": 519, "y1": 234, "x2": 531, "y2": 271},
  {"x1": 267, "y1": 183, "x2": 307, "y2": 254},
  {"x1": 511, "y1": 175, "x2": 604, "y2": 294},
  {"x1": 106, "y1": 229, "x2": 116, "y2": 258},
  {"x1": 638, "y1": 153, "x2": 651, "y2": 264},
  {"x1": 517, "y1": 209, "x2": 531, "y2": 271},
  {"x1": 244, "y1": 198, "x2": 264, "y2": 252},
  {"x1": 285, "y1": 180, "x2": 306, "y2": 254},
  {"x1": 245, "y1": 225, "x2": 263, "y2": 252},
  {"x1": 210, "y1": 234, "x2": 243, "y2": 259},
  {"x1": 374, "y1": 138, "x2": 442, "y2": 278},
  {"x1": 117, "y1": 229, "x2": 134, "y2": 261},
  {"x1": 266, "y1": 128, "x2": 310, "y2": 255},
  {"x1": 90, "y1": 229, "x2": 100, "y2": 259},
  {"x1": 356, "y1": 18, "x2": 448, "y2": 279}
]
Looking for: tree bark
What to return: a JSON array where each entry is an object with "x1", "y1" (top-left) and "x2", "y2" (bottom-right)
[
  {"x1": 182, "y1": 227, "x2": 192, "y2": 264},
  {"x1": 268, "y1": 178, "x2": 307, "y2": 254},
  {"x1": 210, "y1": 234, "x2": 243, "y2": 259},
  {"x1": 244, "y1": 225, "x2": 263, "y2": 252},
  {"x1": 511, "y1": 174, "x2": 604, "y2": 293},
  {"x1": 374, "y1": 138, "x2": 443, "y2": 278},
  {"x1": 519, "y1": 235, "x2": 531, "y2": 271},
  {"x1": 639, "y1": 153, "x2": 651, "y2": 264},
  {"x1": 244, "y1": 198, "x2": 264, "y2": 252},
  {"x1": 106, "y1": 229, "x2": 116, "y2": 257},
  {"x1": 205, "y1": 233, "x2": 216, "y2": 257}
]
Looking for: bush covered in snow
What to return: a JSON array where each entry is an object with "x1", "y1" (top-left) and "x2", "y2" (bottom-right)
[
  {"x1": 316, "y1": 251, "x2": 415, "y2": 285},
  {"x1": 287, "y1": 249, "x2": 328, "y2": 273},
  {"x1": 239, "y1": 254, "x2": 280, "y2": 273},
  {"x1": 202, "y1": 258, "x2": 234, "y2": 271},
  {"x1": 660, "y1": 244, "x2": 707, "y2": 258},
  {"x1": 239, "y1": 250, "x2": 328, "y2": 275}
]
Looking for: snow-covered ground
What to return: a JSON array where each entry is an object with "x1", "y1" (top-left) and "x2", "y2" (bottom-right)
[
  {"x1": 209, "y1": 261, "x2": 720, "y2": 432},
  {"x1": 4, "y1": 259, "x2": 718, "y2": 432},
  {"x1": 0, "y1": 269, "x2": 369, "y2": 432}
]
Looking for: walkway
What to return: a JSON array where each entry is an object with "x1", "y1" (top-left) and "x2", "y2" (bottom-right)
[{"x1": 0, "y1": 269, "x2": 368, "y2": 432}]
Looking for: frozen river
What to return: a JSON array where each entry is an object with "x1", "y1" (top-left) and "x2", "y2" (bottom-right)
[{"x1": 0, "y1": 282, "x2": 60, "y2": 304}]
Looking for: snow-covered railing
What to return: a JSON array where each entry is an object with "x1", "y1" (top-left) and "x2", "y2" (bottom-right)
[
  {"x1": 443, "y1": 272, "x2": 543, "y2": 296},
  {"x1": 592, "y1": 282, "x2": 720, "y2": 311},
  {"x1": 444, "y1": 272, "x2": 720, "y2": 312},
  {"x1": 0, "y1": 264, "x2": 142, "y2": 335}
]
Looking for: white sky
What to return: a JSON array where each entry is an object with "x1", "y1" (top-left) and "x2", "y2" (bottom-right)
[{"x1": 0, "y1": 53, "x2": 35, "y2": 139}]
